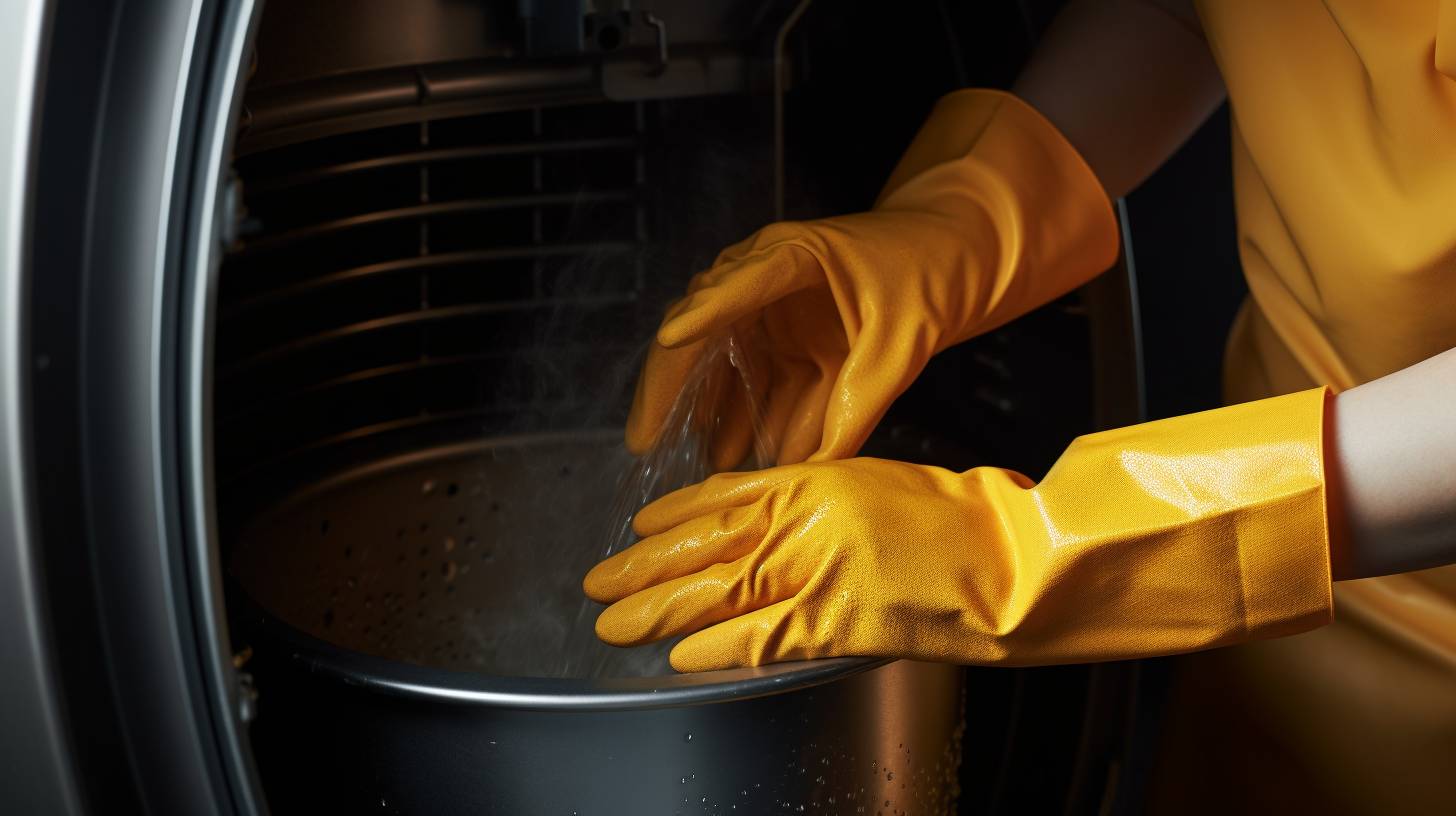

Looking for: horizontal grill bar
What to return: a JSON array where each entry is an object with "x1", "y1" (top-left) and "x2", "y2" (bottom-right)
[
  {"x1": 220, "y1": 295, "x2": 638, "y2": 379},
  {"x1": 225, "y1": 242, "x2": 638, "y2": 315},
  {"x1": 233, "y1": 190, "x2": 637, "y2": 255},
  {"x1": 220, "y1": 405, "x2": 600, "y2": 486},
  {"x1": 216, "y1": 343, "x2": 639, "y2": 426},
  {"x1": 245, "y1": 138, "x2": 639, "y2": 194}
]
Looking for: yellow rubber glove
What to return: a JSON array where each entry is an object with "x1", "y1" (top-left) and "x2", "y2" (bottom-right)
[
  {"x1": 627, "y1": 89, "x2": 1119, "y2": 468},
  {"x1": 586, "y1": 387, "x2": 1335, "y2": 672}
]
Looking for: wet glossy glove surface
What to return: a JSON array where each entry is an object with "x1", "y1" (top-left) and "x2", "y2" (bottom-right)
[
  {"x1": 588, "y1": 388, "x2": 1335, "y2": 672},
  {"x1": 627, "y1": 90, "x2": 1118, "y2": 467}
]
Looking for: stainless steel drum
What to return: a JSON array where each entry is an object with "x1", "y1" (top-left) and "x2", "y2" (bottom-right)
[
  {"x1": 232, "y1": 433, "x2": 966, "y2": 815},
  {"x1": 240, "y1": 627, "x2": 964, "y2": 814},
  {"x1": 233, "y1": 431, "x2": 661, "y2": 678}
]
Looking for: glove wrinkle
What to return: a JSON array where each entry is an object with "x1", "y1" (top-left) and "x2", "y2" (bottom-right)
[
  {"x1": 593, "y1": 388, "x2": 1336, "y2": 670},
  {"x1": 627, "y1": 89, "x2": 1119, "y2": 463}
]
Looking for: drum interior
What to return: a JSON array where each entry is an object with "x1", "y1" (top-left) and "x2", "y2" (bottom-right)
[{"x1": 231, "y1": 431, "x2": 682, "y2": 678}]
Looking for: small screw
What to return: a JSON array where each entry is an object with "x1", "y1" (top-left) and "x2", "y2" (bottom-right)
[{"x1": 236, "y1": 670, "x2": 259, "y2": 723}]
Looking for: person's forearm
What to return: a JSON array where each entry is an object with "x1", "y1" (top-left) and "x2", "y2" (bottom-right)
[
  {"x1": 1328, "y1": 346, "x2": 1456, "y2": 580},
  {"x1": 1013, "y1": 0, "x2": 1226, "y2": 199}
]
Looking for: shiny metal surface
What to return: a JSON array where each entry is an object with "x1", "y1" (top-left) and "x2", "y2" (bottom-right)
[
  {"x1": 178, "y1": 0, "x2": 267, "y2": 811},
  {"x1": 245, "y1": 628, "x2": 964, "y2": 815},
  {"x1": 232, "y1": 433, "x2": 966, "y2": 812},
  {"x1": 0, "y1": 1, "x2": 83, "y2": 813},
  {"x1": 232, "y1": 191, "x2": 637, "y2": 254},
  {"x1": 77, "y1": 0, "x2": 262, "y2": 812},
  {"x1": 233, "y1": 432, "x2": 656, "y2": 676},
  {"x1": 217, "y1": 97, "x2": 656, "y2": 494}
]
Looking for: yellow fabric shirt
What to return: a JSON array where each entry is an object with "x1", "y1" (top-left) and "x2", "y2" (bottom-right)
[
  {"x1": 1158, "y1": 3, "x2": 1456, "y2": 812},
  {"x1": 1201, "y1": 0, "x2": 1456, "y2": 401}
]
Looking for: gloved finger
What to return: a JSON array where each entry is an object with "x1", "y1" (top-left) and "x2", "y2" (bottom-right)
[
  {"x1": 657, "y1": 246, "x2": 820, "y2": 348},
  {"x1": 702, "y1": 341, "x2": 771, "y2": 472},
  {"x1": 626, "y1": 338, "x2": 710, "y2": 455},
  {"x1": 760, "y1": 358, "x2": 811, "y2": 464},
  {"x1": 669, "y1": 597, "x2": 808, "y2": 672},
  {"x1": 708, "y1": 380, "x2": 755, "y2": 472},
  {"x1": 759, "y1": 290, "x2": 847, "y2": 463},
  {"x1": 594, "y1": 553, "x2": 804, "y2": 648},
  {"x1": 633, "y1": 466, "x2": 800, "y2": 536},
  {"x1": 776, "y1": 366, "x2": 834, "y2": 465},
  {"x1": 583, "y1": 503, "x2": 767, "y2": 603},
  {"x1": 811, "y1": 324, "x2": 923, "y2": 462}
]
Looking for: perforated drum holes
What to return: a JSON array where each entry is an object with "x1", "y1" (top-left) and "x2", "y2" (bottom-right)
[{"x1": 231, "y1": 434, "x2": 676, "y2": 676}]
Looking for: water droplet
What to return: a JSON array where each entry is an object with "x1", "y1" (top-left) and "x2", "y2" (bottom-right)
[
  {"x1": 444, "y1": 537, "x2": 456, "y2": 553},
  {"x1": 441, "y1": 561, "x2": 458, "y2": 583},
  {"x1": 345, "y1": 577, "x2": 356, "y2": 589},
  {"x1": 421, "y1": 480, "x2": 436, "y2": 495},
  {"x1": 681, "y1": 777, "x2": 687, "y2": 784},
  {"x1": 684, "y1": 732, "x2": 693, "y2": 742}
]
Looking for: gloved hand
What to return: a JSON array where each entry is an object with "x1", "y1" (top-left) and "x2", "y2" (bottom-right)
[
  {"x1": 586, "y1": 388, "x2": 1335, "y2": 672},
  {"x1": 627, "y1": 89, "x2": 1119, "y2": 468}
]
